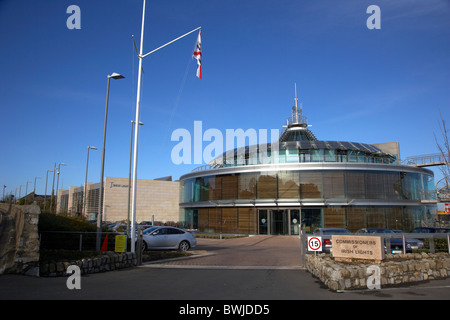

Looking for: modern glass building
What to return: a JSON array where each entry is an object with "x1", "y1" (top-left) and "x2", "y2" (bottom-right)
[{"x1": 179, "y1": 101, "x2": 437, "y2": 235}]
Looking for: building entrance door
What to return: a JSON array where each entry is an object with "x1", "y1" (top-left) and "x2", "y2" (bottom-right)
[
  {"x1": 258, "y1": 210, "x2": 269, "y2": 235},
  {"x1": 290, "y1": 209, "x2": 300, "y2": 235},
  {"x1": 257, "y1": 209, "x2": 300, "y2": 235},
  {"x1": 271, "y1": 209, "x2": 288, "y2": 235}
]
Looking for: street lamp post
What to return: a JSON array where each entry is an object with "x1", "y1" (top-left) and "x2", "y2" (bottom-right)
[
  {"x1": 55, "y1": 162, "x2": 66, "y2": 213},
  {"x1": 84, "y1": 146, "x2": 97, "y2": 217},
  {"x1": 44, "y1": 169, "x2": 53, "y2": 211},
  {"x1": 33, "y1": 176, "x2": 40, "y2": 202},
  {"x1": 96, "y1": 72, "x2": 125, "y2": 251},
  {"x1": 127, "y1": 120, "x2": 143, "y2": 248},
  {"x1": 25, "y1": 181, "x2": 31, "y2": 205},
  {"x1": 19, "y1": 185, "x2": 23, "y2": 204},
  {"x1": 50, "y1": 163, "x2": 56, "y2": 212}
]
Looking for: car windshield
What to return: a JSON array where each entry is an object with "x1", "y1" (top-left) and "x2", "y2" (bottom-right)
[
  {"x1": 143, "y1": 227, "x2": 159, "y2": 235},
  {"x1": 368, "y1": 229, "x2": 394, "y2": 233},
  {"x1": 322, "y1": 229, "x2": 351, "y2": 234}
]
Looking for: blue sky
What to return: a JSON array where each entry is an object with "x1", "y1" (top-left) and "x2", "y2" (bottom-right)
[{"x1": 1, "y1": 0, "x2": 449, "y2": 197}]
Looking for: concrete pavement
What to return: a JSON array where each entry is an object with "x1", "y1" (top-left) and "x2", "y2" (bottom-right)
[
  {"x1": 1, "y1": 235, "x2": 450, "y2": 302},
  {"x1": 144, "y1": 235, "x2": 303, "y2": 269}
]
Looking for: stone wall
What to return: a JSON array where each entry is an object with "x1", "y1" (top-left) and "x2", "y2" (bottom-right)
[
  {"x1": 306, "y1": 252, "x2": 450, "y2": 291},
  {"x1": 39, "y1": 251, "x2": 137, "y2": 277},
  {"x1": 0, "y1": 204, "x2": 40, "y2": 276}
]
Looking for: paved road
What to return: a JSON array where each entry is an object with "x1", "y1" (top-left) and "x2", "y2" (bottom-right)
[
  {"x1": 163, "y1": 235, "x2": 305, "y2": 268},
  {"x1": 1, "y1": 236, "x2": 450, "y2": 304}
]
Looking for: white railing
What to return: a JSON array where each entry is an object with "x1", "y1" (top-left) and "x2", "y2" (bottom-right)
[{"x1": 404, "y1": 153, "x2": 448, "y2": 166}]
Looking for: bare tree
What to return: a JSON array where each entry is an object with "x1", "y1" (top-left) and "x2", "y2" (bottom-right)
[{"x1": 435, "y1": 110, "x2": 450, "y2": 200}]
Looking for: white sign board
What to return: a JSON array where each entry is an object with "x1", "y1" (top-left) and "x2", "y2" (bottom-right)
[{"x1": 307, "y1": 236, "x2": 322, "y2": 252}]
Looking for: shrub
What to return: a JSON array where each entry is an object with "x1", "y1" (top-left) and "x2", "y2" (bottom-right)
[{"x1": 38, "y1": 212, "x2": 96, "y2": 232}]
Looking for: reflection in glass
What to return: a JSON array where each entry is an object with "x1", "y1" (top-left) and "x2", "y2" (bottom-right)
[
  {"x1": 299, "y1": 172, "x2": 322, "y2": 199},
  {"x1": 257, "y1": 172, "x2": 277, "y2": 199},
  {"x1": 301, "y1": 208, "x2": 323, "y2": 233},
  {"x1": 278, "y1": 171, "x2": 299, "y2": 199},
  {"x1": 238, "y1": 172, "x2": 256, "y2": 199},
  {"x1": 346, "y1": 171, "x2": 365, "y2": 199},
  {"x1": 323, "y1": 171, "x2": 344, "y2": 198}
]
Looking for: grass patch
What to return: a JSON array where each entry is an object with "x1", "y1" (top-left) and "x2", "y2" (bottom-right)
[{"x1": 38, "y1": 212, "x2": 97, "y2": 232}]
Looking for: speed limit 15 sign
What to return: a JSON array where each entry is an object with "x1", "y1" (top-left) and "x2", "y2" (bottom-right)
[{"x1": 307, "y1": 236, "x2": 322, "y2": 252}]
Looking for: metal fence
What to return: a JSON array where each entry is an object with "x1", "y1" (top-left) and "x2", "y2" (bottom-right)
[
  {"x1": 301, "y1": 232, "x2": 450, "y2": 254},
  {"x1": 299, "y1": 231, "x2": 450, "y2": 267},
  {"x1": 40, "y1": 230, "x2": 450, "y2": 258}
]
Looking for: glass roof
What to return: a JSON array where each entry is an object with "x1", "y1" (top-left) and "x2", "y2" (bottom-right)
[{"x1": 204, "y1": 102, "x2": 396, "y2": 169}]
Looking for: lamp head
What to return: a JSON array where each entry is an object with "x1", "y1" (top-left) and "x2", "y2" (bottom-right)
[{"x1": 109, "y1": 73, "x2": 125, "y2": 80}]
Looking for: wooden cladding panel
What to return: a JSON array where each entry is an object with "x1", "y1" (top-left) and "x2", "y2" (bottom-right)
[
  {"x1": 238, "y1": 208, "x2": 256, "y2": 234},
  {"x1": 222, "y1": 208, "x2": 238, "y2": 234},
  {"x1": 222, "y1": 175, "x2": 238, "y2": 200}
]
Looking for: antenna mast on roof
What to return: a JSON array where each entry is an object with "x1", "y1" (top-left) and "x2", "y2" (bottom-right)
[
  {"x1": 294, "y1": 82, "x2": 298, "y2": 110},
  {"x1": 292, "y1": 82, "x2": 300, "y2": 123}
]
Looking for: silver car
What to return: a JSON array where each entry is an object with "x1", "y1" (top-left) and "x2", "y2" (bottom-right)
[
  {"x1": 356, "y1": 228, "x2": 424, "y2": 253},
  {"x1": 139, "y1": 226, "x2": 196, "y2": 251}
]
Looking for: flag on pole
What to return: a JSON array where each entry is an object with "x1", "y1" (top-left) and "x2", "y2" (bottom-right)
[{"x1": 193, "y1": 31, "x2": 202, "y2": 79}]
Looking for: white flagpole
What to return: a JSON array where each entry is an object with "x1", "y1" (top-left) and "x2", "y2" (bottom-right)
[
  {"x1": 141, "y1": 26, "x2": 201, "y2": 58},
  {"x1": 130, "y1": 0, "x2": 146, "y2": 253},
  {"x1": 130, "y1": 0, "x2": 201, "y2": 253}
]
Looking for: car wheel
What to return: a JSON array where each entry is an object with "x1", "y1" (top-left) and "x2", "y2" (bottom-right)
[
  {"x1": 136, "y1": 241, "x2": 147, "y2": 251},
  {"x1": 178, "y1": 240, "x2": 190, "y2": 252}
]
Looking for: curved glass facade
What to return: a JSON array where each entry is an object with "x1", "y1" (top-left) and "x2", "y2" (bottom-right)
[
  {"x1": 182, "y1": 206, "x2": 435, "y2": 235},
  {"x1": 182, "y1": 169, "x2": 436, "y2": 203},
  {"x1": 179, "y1": 105, "x2": 437, "y2": 235},
  {"x1": 180, "y1": 166, "x2": 437, "y2": 234}
]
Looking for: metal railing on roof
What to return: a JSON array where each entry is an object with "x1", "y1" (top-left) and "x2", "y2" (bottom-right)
[
  {"x1": 192, "y1": 153, "x2": 399, "y2": 172},
  {"x1": 404, "y1": 153, "x2": 449, "y2": 167}
]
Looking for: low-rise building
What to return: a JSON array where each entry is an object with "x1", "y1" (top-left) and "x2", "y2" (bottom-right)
[{"x1": 58, "y1": 177, "x2": 180, "y2": 224}]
